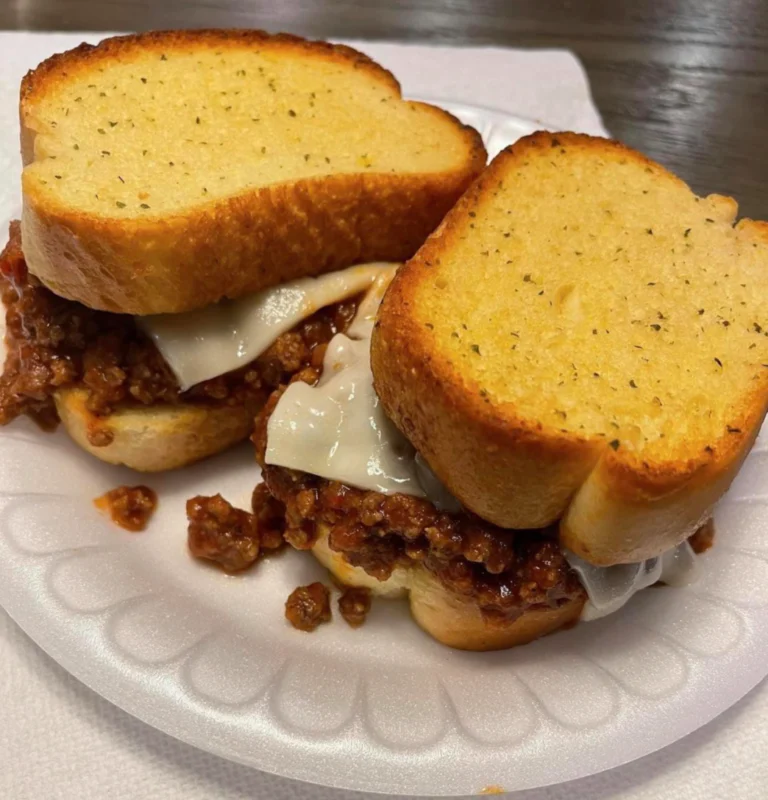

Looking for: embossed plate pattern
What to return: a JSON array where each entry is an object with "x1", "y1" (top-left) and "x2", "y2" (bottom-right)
[{"x1": 1, "y1": 104, "x2": 768, "y2": 796}]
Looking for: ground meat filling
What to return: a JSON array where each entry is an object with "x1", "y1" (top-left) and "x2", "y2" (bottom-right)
[
  {"x1": 187, "y1": 486, "x2": 286, "y2": 572},
  {"x1": 94, "y1": 485, "x2": 157, "y2": 532},
  {"x1": 252, "y1": 387, "x2": 585, "y2": 621},
  {"x1": 0, "y1": 222, "x2": 358, "y2": 437},
  {"x1": 338, "y1": 586, "x2": 372, "y2": 628},
  {"x1": 268, "y1": 466, "x2": 583, "y2": 620},
  {"x1": 285, "y1": 582, "x2": 332, "y2": 631}
]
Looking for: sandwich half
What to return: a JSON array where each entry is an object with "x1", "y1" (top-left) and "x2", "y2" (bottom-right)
[
  {"x1": 373, "y1": 132, "x2": 768, "y2": 566},
  {"x1": 245, "y1": 132, "x2": 765, "y2": 650},
  {"x1": 0, "y1": 29, "x2": 485, "y2": 470}
]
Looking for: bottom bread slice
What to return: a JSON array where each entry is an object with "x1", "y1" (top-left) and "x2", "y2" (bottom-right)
[
  {"x1": 55, "y1": 388, "x2": 253, "y2": 472},
  {"x1": 312, "y1": 530, "x2": 585, "y2": 651}
]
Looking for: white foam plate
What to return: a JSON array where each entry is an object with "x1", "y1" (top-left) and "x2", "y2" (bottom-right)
[{"x1": 1, "y1": 104, "x2": 768, "y2": 797}]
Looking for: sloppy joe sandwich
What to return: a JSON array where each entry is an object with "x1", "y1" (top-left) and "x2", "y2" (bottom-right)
[
  {"x1": 0, "y1": 29, "x2": 485, "y2": 471},
  {"x1": 248, "y1": 132, "x2": 767, "y2": 650}
]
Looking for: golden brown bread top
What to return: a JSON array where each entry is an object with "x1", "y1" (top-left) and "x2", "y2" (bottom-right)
[
  {"x1": 371, "y1": 132, "x2": 768, "y2": 560},
  {"x1": 20, "y1": 29, "x2": 486, "y2": 313},
  {"x1": 20, "y1": 29, "x2": 399, "y2": 110}
]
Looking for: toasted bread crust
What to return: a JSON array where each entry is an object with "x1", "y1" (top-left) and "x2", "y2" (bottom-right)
[
  {"x1": 407, "y1": 570, "x2": 584, "y2": 651},
  {"x1": 560, "y1": 406, "x2": 763, "y2": 564},
  {"x1": 20, "y1": 30, "x2": 486, "y2": 315},
  {"x1": 372, "y1": 132, "x2": 768, "y2": 565},
  {"x1": 312, "y1": 531, "x2": 584, "y2": 650},
  {"x1": 20, "y1": 30, "x2": 401, "y2": 110},
  {"x1": 20, "y1": 169, "x2": 477, "y2": 314},
  {"x1": 55, "y1": 388, "x2": 252, "y2": 471}
]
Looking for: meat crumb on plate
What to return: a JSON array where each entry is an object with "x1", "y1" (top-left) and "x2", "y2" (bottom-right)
[
  {"x1": 94, "y1": 485, "x2": 157, "y2": 532},
  {"x1": 186, "y1": 489, "x2": 285, "y2": 573},
  {"x1": 338, "y1": 586, "x2": 372, "y2": 628},
  {"x1": 285, "y1": 582, "x2": 332, "y2": 631}
]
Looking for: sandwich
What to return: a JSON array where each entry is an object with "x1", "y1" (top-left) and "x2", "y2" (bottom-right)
[
  {"x1": 241, "y1": 132, "x2": 767, "y2": 650},
  {"x1": 0, "y1": 29, "x2": 485, "y2": 470}
]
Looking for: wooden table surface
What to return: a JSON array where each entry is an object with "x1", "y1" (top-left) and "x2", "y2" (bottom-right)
[{"x1": 2, "y1": 0, "x2": 767, "y2": 219}]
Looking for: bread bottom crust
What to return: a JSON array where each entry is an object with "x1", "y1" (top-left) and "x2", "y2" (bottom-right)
[
  {"x1": 312, "y1": 530, "x2": 585, "y2": 651},
  {"x1": 55, "y1": 388, "x2": 253, "y2": 471}
]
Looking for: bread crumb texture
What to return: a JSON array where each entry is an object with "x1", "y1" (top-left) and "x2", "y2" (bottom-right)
[
  {"x1": 411, "y1": 133, "x2": 768, "y2": 460},
  {"x1": 22, "y1": 30, "x2": 474, "y2": 216}
]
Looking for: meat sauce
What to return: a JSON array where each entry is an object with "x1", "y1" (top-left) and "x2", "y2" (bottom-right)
[
  {"x1": 338, "y1": 586, "x2": 372, "y2": 628},
  {"x1": 94, "y1": 485, "x2": 157, "y2": 532},
  {"x1": 186, "y1": 485, "x2": 286, "y2": 572},
  {"x1": 252, "y1": 383, "x2": 584, "y2": 622},
  {"x1": 285, "y1": 582, "x2": 332, "y2": 631},
  {"x1": 0, "y1": 222, "x2": 358, "y2": 442}
]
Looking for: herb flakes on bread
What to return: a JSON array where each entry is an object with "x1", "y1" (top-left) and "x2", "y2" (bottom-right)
[
  {"x1": 20, "y1": 29, "x2": 485, "y2": 315},
  {"x1": 372, "y1": 131, "x2": 768, "y2": 565}
]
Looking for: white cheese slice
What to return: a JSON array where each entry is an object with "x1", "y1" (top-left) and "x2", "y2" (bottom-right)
[
  {"x1": 565, "y1": 541, "x2": 699, "y2": 621},
  {"x1": 138, "y1": 264, "x2": 390, "y2": 391},
  {"x1": 266, "y1": 269, "x2": 427, "y2": 496}
]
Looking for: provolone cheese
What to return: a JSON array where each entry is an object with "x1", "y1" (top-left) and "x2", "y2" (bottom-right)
[
  {"x1": 565, "y1": 542, "x2": 699, "y2": 621},
  {"x1": 138, "y1": 264, "x2": 390, "y2": 391},
  {"x1": 266, "y1": 268, "x2": 427, "y2": 496}
]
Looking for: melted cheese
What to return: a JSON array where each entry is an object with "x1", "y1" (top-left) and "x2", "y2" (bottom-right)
[
  {"x1": 265, "y1": 268, "x2": 428, "y2": 496},
  {"x1": 565, "y1": 542, "x2": 699, "y2": 621},
  {"x1": 138, "y1": 264, "x2": 390, "y2": 390}
]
